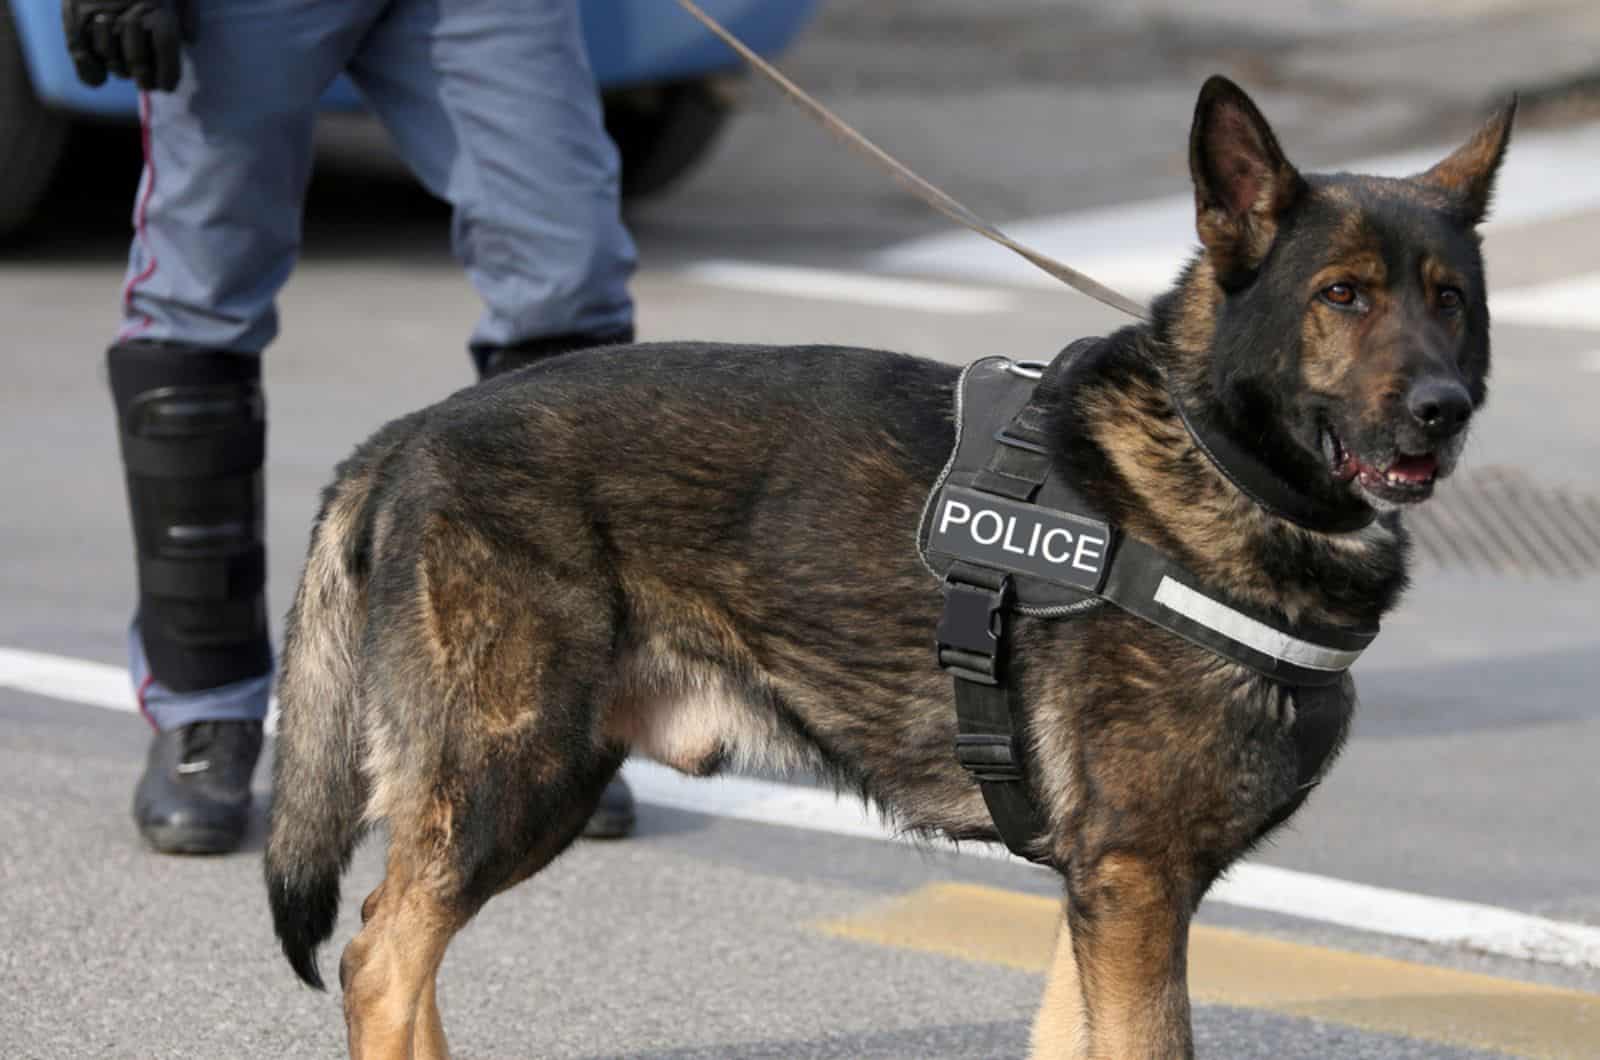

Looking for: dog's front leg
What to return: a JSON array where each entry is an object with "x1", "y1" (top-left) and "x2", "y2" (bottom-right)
[
  {"x1": 1037, "y1": 854, "x2": 1194, "y2": 1060},
  {"x1": 412, "y1": 977, "x2": 450, "y2": 1060},
  {"x1": 1028, "y1": 909, "x2": 1087, "y2": 1059}
]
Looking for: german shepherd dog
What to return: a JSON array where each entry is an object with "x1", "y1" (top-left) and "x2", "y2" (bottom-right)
[{"x1": 266, "y1": 77, "x2": 1514, "y2": 1058}]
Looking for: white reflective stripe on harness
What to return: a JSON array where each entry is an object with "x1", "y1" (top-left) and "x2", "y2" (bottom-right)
[{"x1": 1151, "y1": 577, "x2": 1365, "y2": 673}]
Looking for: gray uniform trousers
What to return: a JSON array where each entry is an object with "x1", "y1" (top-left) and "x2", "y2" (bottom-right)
[{"x1": 118, "y1": 0, "x2": 636, "y2": 729}]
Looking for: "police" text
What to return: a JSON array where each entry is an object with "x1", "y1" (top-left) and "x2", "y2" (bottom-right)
[{"x1": 937, "y1": 497, "x2": 1105, "y2": 574}]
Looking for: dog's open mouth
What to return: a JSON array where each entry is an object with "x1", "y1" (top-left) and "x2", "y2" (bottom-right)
[{"x1": 1322, "y1": 425, "x2": 1438, "y2": 504}]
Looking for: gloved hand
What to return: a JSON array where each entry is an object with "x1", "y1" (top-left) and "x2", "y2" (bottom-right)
[{"x1": 61, "y1": 0, "x2": 189, "y2": 92}]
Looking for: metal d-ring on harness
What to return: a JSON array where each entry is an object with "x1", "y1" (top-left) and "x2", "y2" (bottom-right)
[{"x1": 918, "y1": 345, "x2": 1381, "y2": 866}]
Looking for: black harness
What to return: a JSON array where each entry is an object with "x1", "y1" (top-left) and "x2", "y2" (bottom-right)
[{"x1": 917, "y1": 343, "x2": 1379, "y2": 865}]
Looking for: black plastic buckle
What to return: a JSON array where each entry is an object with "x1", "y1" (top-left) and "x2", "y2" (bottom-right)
[{"x1": 936, "y1": 576, "x2": 1011, "y2": 685}]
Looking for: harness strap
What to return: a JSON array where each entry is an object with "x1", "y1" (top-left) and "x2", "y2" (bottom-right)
[
  {"x1": 1100, "y1": 537, "x2": 1374, "y2": 687},
  {"x1": 939, "y1": 563, "x2": 1055, "y2": 864},
  {"x1": 939, "y1": 377, "x2": 1072, "y2": 866},
  {"x1": 958, "y1": 678, "x2": 1054, "y2": 862},
  {"x1": 931, "y1": 344, "x2": 1377, "y2": 864},
  {"x1": 971, "y1": 364, "x2": 1060, "y2": 502}
]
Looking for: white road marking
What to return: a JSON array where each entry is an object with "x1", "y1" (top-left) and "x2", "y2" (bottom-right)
[
  {"x1": 1208, "y1": 861, "x2": 1600, "y2": 972},
  {"x1": 680, "y1": 259, "x2": 1019, "y2": 315},
  {"x1": 0, "y1": 647, "x2": 137, "y2": 713},
  {"x1": 1492, "y1": 272, "x2": 1600, "y2": 332},
  {"x1": 7, "y1": 644, "x2": 1600, "y2": 971},
  {"x1": 1586, "y1": 351, "x2": 1600, "y2": 373},
  {"x1": 872, "y1": 119, "x2": 1600, "y2": 329},
  {"x1": 625, "y1": 761, "x2": 1600, "y2": 971},
  {"x1": 0, "y1": 647, "x2": 283, "y2": 730}
]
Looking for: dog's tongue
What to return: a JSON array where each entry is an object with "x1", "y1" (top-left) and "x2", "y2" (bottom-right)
[{"x1": 1389, "y1": 452, "x2": 1439, "y2": 483}]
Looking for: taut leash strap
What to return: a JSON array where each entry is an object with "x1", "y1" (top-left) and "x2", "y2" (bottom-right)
[{"x1": 672, "y1": 0, "x2": 1150, "y2": 323}]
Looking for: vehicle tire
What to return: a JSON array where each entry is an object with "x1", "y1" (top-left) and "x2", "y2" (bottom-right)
[
  {"x1": 605, "y1": 78, "x2": 731, "y2": 201},
  {"x1": 0, "y1": 1, "x2": 71, "y2": 240}
]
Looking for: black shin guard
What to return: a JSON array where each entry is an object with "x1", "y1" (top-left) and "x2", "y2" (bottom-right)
[{"x1": 108, "y1": 341, "x2": 271, "y2": 693}]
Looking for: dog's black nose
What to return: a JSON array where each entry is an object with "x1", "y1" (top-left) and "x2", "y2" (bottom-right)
[{"x1": 1407, "y1": 379, "x2": 1473, "y2": 438}]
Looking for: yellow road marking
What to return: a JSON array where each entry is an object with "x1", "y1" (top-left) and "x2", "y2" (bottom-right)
[{"x1": 816, "y1": 883, "x2": 1600, "y2": 1059}]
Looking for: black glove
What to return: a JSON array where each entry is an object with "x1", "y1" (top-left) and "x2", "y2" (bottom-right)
[{"x1": 61, "y1": 0, "x2": 189, "y2": 92}]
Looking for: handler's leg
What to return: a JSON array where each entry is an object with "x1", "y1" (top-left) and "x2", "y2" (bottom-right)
[
  {"x1": 348, "y1": 0, "x2": 637, "y2": 837},
  {"x1": 346, "y1": 0, "x2": 636, "y2": 378},
  {"x1": 113, "y1": 0, "x2": 377, "y2": 854}
]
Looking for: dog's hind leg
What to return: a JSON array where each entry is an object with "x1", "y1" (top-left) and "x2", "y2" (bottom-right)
[
  {"x1": 340, "y1": 743, "x2": 620, "y2": 1060},
  {"x1": 1053, "y1": 854, "x2": 1194, "y2": 1060},
  {"x1": 340, "y1": 825, "x2": 466, "y2": 1060},
  {"x1": 337, "y1": 510, "x2": 626, "y2": 1058},
  {"x1": 350, "y1": 876, "x2": 449, "y2": 1060}
]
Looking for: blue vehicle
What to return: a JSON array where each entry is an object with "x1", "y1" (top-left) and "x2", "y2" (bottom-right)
[{"x1": 0, "y1": 0, "x2": 820, "y2": 237}]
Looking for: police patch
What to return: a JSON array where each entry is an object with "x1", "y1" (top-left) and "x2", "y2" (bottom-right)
[{"x1": 926, "y1": 485, "x2": 1112, "y2": 592}]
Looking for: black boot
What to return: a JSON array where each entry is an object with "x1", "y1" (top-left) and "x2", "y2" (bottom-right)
[
  {"x1": 474, "y1": 327, "x2": 635, "y2": 380},
  {"x1": 133, "y1": 720, "x2": 263, "y2": 854},
  {"x1": 583, "y1": 775, "x2": 636, "y2": 839}
]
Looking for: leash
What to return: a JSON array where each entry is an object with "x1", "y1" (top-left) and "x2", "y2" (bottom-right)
[{"x1": 673, "y1": 0, "x2": 1151, "y2": 322}]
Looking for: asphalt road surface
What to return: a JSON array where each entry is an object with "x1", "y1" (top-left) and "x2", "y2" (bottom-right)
[{"x1": 4, "y1": 2, "x2": 1600, "y2": 1057}]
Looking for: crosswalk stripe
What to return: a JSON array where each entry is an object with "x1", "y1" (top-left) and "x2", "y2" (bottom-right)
[{"x1": 7, "y1": 647, "x2": 1600, "y2": 975}]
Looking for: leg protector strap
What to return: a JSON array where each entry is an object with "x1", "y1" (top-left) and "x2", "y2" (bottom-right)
[{"x1": 109, "y1": 341, "x2": 271, "y2": 692}]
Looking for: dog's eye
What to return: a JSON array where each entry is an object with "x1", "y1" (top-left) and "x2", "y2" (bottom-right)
[
  {"x1": 1320, "y1": 283, "x2": 1359, "y2": 308},
  {"x1": 1438, "y1": 286, "x2": 1464, "y2": 311}
]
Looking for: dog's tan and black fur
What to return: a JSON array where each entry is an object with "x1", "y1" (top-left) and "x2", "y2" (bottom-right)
[{"x1": 265, "y1": 78, "x2": 1514, "y2": 1058}]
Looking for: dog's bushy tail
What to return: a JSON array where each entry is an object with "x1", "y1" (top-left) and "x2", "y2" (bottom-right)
[{"x1": 264, "y1": 467, "x2": 381, "y2": 991}]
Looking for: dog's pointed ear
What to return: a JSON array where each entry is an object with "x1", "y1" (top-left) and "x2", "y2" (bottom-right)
[
  {"x1": 1189, "y1": 76, "x2": 1304, "y2": 283},
  {"x1": 1414, "y1": 97, "x2": 1516, "y2": 224}
]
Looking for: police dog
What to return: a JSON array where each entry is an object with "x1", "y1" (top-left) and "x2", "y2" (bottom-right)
[{"x1": 266, "y1": 77, "x2": 1513, "y2": 1059}]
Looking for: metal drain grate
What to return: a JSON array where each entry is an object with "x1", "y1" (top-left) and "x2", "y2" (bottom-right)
[{"x1": 1408, "y1": 467, "x2": 1600, "y2": 579}]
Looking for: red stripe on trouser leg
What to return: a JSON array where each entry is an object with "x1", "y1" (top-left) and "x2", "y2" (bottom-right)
[
  {"x1": 120, "y1": 91, "x2": 159, "y2": 341},
  {"x1": 136, "y1": 673, "x2": 158, "y2": 730}
]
